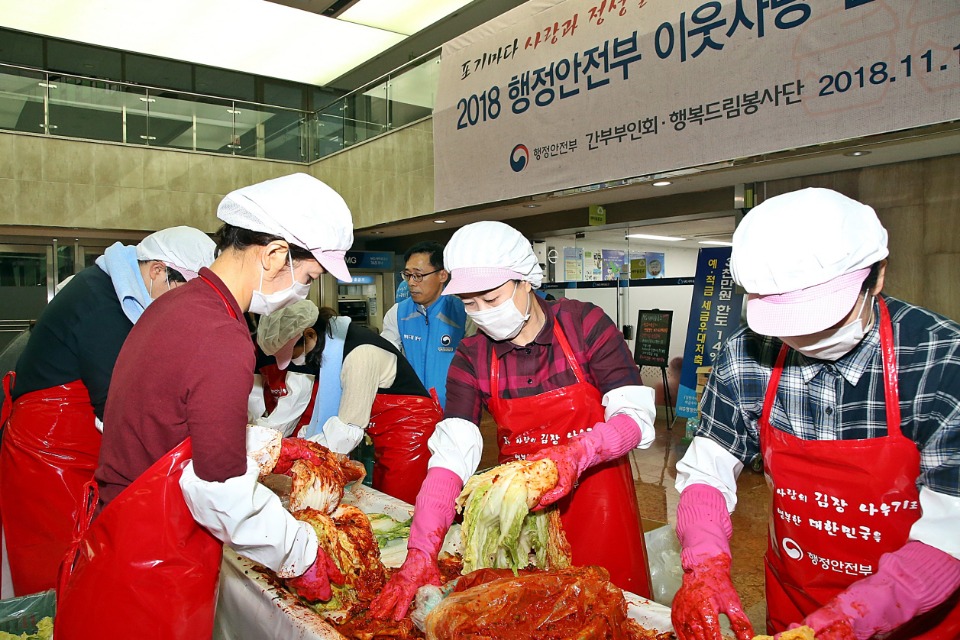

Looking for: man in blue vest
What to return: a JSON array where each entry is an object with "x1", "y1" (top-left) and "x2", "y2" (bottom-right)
[{"x1": 382, "y1": 241, "x2": 473, "y2": 409}]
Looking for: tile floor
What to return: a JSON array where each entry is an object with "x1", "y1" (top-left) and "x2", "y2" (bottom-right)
[{"x1": 478, "y1": 412, "x2": 771, "y2": 633}]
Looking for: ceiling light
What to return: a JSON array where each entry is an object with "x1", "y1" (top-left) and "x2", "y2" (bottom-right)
[
  {"x1": 370, "y1": 230, "x2": 384, "y2": 235},
  {"x1": 652, "y1": 180, "x2": 672, "y2": 187},
  {"x1": 227, "y1": 109, "x2": 242, "y2": 115},
  {"x1": 38, "y1": 82, "x2": 56, "y2": 88},
  {"x1": 339, "y1": 0, "x2": 473, "y2": 36},
  {"x1": 523, "y1": 204, "x2": 540, "y2": 209},
  {"x1": 433, "y1": 219, "x2": 447, "y2": 224},
  {"x1": 140, "y1": 97, "x2": 156, "y2": 103},
  {"x1": 843, "y1": 150, "x2": 871, "y2": 157},
  {"x1": 625, "y1": 233, "x2": 685, "y2": 242},
  {"x1": 699, "y1": 240, "x2": 733, "y2": 246}
]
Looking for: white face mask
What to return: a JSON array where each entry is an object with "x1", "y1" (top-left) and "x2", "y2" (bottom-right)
[
  {"x1": 290, "y1": 353, "x2": 306, "y2": 366},
  {"x1": 781, "y1": 293, "x2": 874, "y2": 361},
  {"x1": 467, "y1": 282, "x2": 531, "y2": 342},
  {"x1": 249, "y1": 253, "x2": 311, "y2": 316}
]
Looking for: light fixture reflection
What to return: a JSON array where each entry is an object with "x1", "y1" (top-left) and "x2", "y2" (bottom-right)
[{"x1": 626, "y1": 233, "x2": 685, "y2": 242}]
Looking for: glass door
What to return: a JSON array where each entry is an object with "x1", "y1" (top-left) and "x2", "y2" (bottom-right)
[{"x1": 0, "y1": 244, "x2": 53, "y2": 352}]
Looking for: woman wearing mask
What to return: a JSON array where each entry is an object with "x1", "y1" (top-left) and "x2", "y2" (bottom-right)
[
  {"x1": 254, "y1": 302, "x2": 441, "y2": 505},
  {"x1": 370, "y1": 221, "x2": 658, "y2": 621},
  {"x1": 0, "y1": 225, "x2": 214, "y2": 597},
  {"x1": 55, "y1": 173, "x2": 354, "y2": 638}
]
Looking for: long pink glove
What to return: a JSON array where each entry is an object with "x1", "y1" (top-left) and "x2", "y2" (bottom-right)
[
  {"x1": 284, "y1": 547, "x2": 344, "y2": 602},
  {"x1": 368, "y1": 467, "x2": 462, "y2": 621},
  {"x1": 526, "y1": 413, "x2": 640, "y2": 509},
  {"x1": 671, "y1": 483, "x2": 753, "y2": 640},
  {"x1": 801, "y1": 540, "x2": 960, "y2": 640}
]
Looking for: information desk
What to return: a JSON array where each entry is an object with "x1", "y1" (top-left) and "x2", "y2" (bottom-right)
[{"x1": 213, "y1": 484, "x2": 675, "y2": 639}]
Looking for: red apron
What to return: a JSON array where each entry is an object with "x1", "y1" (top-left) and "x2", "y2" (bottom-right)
[
  {"x1": 0, "y1": 376, "x2": 99, "y2": 596},
  {"x1": 56, "y1": 273, "x2": 234, "y2": 639},
  {"x1": 55, "y1": 438, "x2": 222, "y2": 639},
  {"x1": 366, "y1": 390, "x2": 441, "y2": 505},
  {"x1": 259, "y1": 363, "x2": 288, "y2": 415},
  {"x1": 762, "y1": 297, "x2": 960, "y2": 637},
  {"x1": 488, "y1": 324, "x2": 651, "y2": 597}
]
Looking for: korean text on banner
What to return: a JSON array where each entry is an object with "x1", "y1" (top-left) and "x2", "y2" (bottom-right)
[
  {"x1": 434, "y1": 0, "x2": 960, "y2": 212},
  {"x1": 675, "y1": 247, "x2": 743, "y2": 418}
]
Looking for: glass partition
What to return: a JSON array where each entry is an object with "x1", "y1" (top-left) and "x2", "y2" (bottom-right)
[{"x1": 1, "y1": 49, "x2": 442, "y2": 162}]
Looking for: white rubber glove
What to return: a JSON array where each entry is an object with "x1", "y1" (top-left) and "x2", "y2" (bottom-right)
[
  {"x1": 602, "y1": 385, "x2": 656, "y2": 448},
  {"x1": 306, "y1": 415, "x2": 365, "y2": 455},
  {"x1": 179, "y1": 457, "x2": 318, "y2": 578}
]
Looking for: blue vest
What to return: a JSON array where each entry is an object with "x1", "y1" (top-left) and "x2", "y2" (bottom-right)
[{"x1": 397, "y1": 295, "x2": 467, "y2": 410}]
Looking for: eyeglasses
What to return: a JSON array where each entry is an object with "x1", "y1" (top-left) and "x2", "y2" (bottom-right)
[{"x1": 400, "y1": 268, "x2": 441, "y2": 283}]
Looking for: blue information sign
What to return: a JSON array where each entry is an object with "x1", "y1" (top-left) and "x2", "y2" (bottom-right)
[{"x1": 675, "y1": 248, "x2": 744, "y2": 418}]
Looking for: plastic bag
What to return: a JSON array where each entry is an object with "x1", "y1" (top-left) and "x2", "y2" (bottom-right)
[
  {"x1": 644, "y1": 524, "x2": 683, "y2": 606},
  {"x1": 0, "y1": 590, "x2": 55, "y2": 639}
]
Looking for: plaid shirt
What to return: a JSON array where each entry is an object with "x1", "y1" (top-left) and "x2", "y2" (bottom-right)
[
  {"x1": 698, "y1": 295, "x2": 960, "y2": 497},
  {"x1": 445, "y1": 296, "x2": 640, "y2": 425}
]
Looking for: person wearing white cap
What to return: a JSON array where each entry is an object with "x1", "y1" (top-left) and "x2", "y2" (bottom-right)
[
  {"x1": 254, "y1": 302, "x2": 442, "y2": 505},
  {"x1": 0, "y1": 225, "x2": 214, "y2": 597},
  {"x1": 671, "y1": 188, "x2": 960, "y2": 640},
  {"x1": 55, "y1": 173, "x2": 355, "y2": 638},
  {"x1": 370, "y1": 220, "x2": 658, "y2": 621}
]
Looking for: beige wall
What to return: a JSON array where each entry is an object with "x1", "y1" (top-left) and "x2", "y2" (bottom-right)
[
  {"x1": 1, "y1": 125, "x2": 957, "y2": 321},
  {"x1": 0, "y1": 120, "x2": 435, "y2": 235},
  {"x1": 763, "y1": 153, "x2": 960, "y2": 322},
  {"x1": 308, "y1": 119, "x2": 434, "y2": 229}
]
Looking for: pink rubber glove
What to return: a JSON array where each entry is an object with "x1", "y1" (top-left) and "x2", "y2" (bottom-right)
[
  {"x1": 671, "y1": 483, "x2": 753, "y2": 640},
  {"x1": 284, "y1": 547, "x2": 345, "y2": 602},
  {"x1": 527, "y1": 413, "x2": 641, "y2": 509},
  {"x1": 368, "y1": 467, "x2": 462, "y2": 621},
  {"x1": 802, "y1": 540, "x2": 960, "y2": 640}
]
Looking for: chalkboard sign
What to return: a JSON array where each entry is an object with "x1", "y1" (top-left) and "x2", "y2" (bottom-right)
[{"x1": 634, "y1": 309, "x2": 673, "y2": 368}]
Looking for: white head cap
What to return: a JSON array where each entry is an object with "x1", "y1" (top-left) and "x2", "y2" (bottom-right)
[
  {"x1": 256, "y1": 299, "x2": 320, "y2": 370},
  {"x1": 443, "y1": 221, "x2": 543, "y2": 295},
  {"x1": 217, "y1": 173, "x2": 354, "y2": 282},
  {"x1": 731, "y1": 188, "x2": 888, "y2": 336},
  {"x1": 136, "y1": 226, "x2": 216, "y2": 280}
]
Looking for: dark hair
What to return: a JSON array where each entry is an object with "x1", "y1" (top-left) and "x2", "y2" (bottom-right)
[
  {"x1": 861, "y1": 260, "x2": 884, "y2": 292},
  {"x1": 137, "y1": 260, "x2": 188, "y2": 284},
  {"x1": 305, "y1": 306, "x2": 339, "y2": 370},
  {"x1": 166, "y1": 266, "x2": 188, "y2": 284},
  {"x1": 214, "y1": 223, "x2": 313, "y2": 262},
  {"x1": 403, "y1": 241, "x2": 445, "y2": 270}
]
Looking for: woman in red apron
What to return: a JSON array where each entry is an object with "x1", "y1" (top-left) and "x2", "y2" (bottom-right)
[
  {"x1": 761, "y1": 298, "x2": 960, "y2": 638},
  {"x1": 255, "y1": 302, "x2": 441, "y2": 505},
  {"x1": 0, "y1": 227, "x2": 215, "y2": 597},
  {"x1": 55, "y1": 174, "x2": 355, "y2": 637},
  {"x1": 671, "y1": 188, "x2": 960, "y2": 640},
  {"x1": 370, "y1": 221, "x2": 658, "y2": 621}
]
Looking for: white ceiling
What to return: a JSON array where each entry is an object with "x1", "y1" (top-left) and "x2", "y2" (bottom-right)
[{"x1": 0, "y1": 0, "x2": 475, "y2": 87}]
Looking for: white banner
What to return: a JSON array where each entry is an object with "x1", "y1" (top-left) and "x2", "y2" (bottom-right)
[{"x1": 434, "y1": 0, "x2": 960, "y2": 212}]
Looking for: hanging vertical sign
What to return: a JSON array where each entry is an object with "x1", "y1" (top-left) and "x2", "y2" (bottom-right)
[{"x1": 675, "y1": 247, "x2": 744, "y2": 418}]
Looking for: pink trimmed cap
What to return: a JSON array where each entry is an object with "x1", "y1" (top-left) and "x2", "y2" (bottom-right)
[
  {"x1": 746, "y1": 267, "x2": 871, "y2": 337},
  {"x1": 272, "y1": 337, "x2": 298, "y2": 370},
  {"x1": 443, "y1": 267, "x2": 523, "y2": 296},
  {"x1": 163, "y1": 262, "x2": 200, "y2": 281}
]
